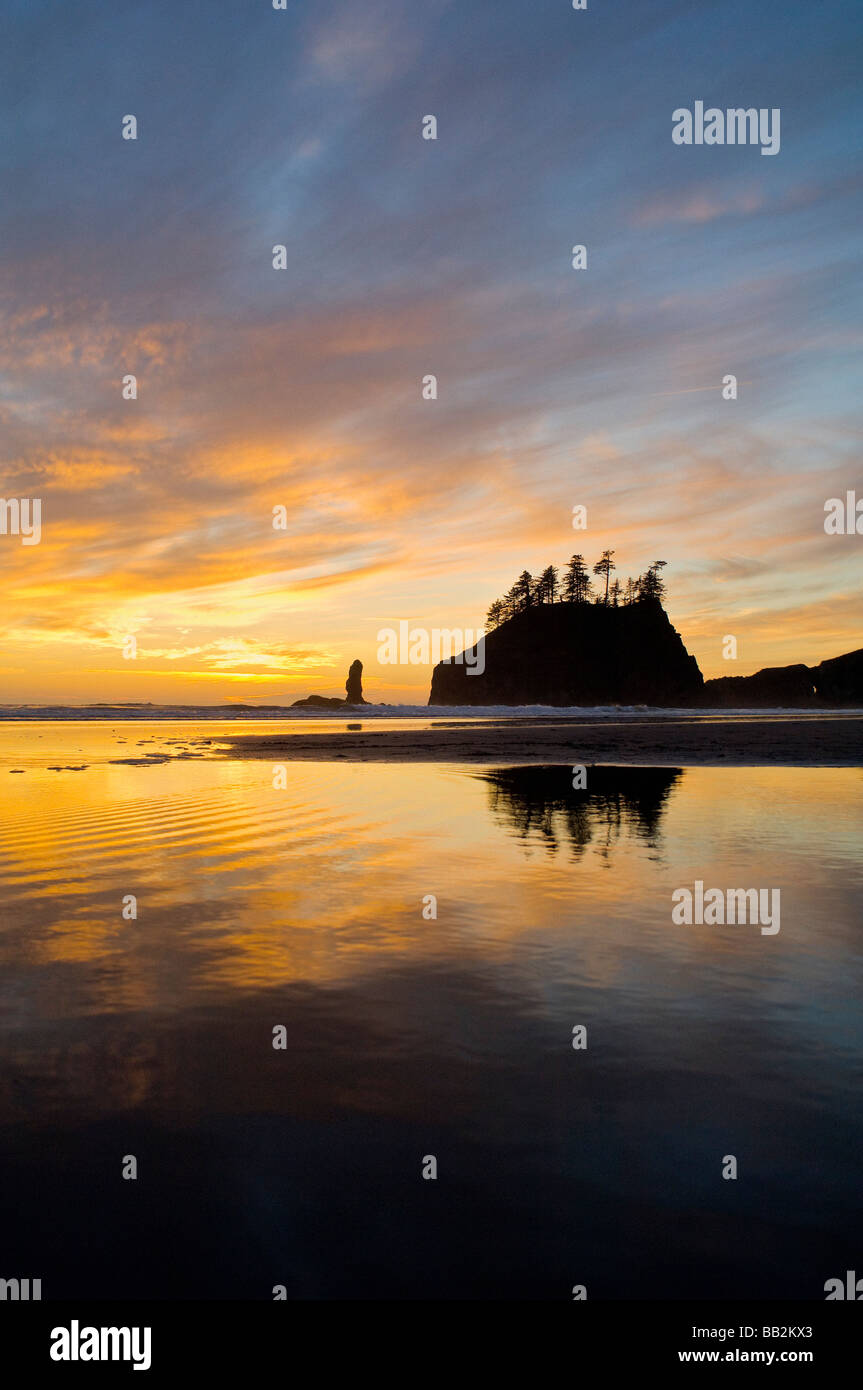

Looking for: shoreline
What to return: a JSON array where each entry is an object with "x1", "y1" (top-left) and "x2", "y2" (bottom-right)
[
  {"x1": 2, "y1": 704, "x2": 863, "y2": 722},
  {"x1": 206, "y1": 714, "x2": 863, "y2": 766}
]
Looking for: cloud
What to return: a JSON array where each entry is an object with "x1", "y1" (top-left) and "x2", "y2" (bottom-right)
[
  {"x1": 634, "y1": 186, "x2": 764, "y2": 227},
  {"x1": 0, "y1": 0, "x2": 860, "y2": 702}
]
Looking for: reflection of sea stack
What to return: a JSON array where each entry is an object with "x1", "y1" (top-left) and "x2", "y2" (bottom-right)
[
  {"x1": 478, "y1": 765, "x2": 682, "y2": 857},
  {"x1": 292, "y1": 659, "x2": 369, "y2": 709}
]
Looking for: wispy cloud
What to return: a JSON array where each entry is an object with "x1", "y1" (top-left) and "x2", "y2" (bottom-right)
[{"x1": 0, "y1": 0, "x2": 861, "y2": 701}]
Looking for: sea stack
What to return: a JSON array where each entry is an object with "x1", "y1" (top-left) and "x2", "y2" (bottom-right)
[
  {"x1": 428, "y1": 599, "x2": 703, "y2": 706},
  {"x1": 345, "y1": 659, "x2": 366, "y2": 704},
  {"x1": 292, "y1": 659, "x2": 369, "y2": 708}
]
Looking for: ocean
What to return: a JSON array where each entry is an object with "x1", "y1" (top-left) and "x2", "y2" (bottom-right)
[{"x1": 1, "y1": 721, "x2": 861, "y2": 1297}]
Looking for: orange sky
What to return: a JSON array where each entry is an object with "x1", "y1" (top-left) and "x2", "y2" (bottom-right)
[
  {"x1": 2, "y1": 424, "x2": 859, "y2": 705},
  {"x1": 1, "y1": 294, "x2": 859, "y2": 703},
  {"x1": 2, "y1": 0, "x2": 861, "y2": 705}
]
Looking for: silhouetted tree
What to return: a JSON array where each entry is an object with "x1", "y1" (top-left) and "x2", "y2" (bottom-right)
[
  {"x1": 513, "y1": 570, "x2": 534, "y2": 611},
  {"x1": 485, "y1": 598, "x2": 505, "y2": 630},
  {"x1": 537, "y1": 565, "x2": 559, "y2": 604},
  {"x1": 563, "y1": 553, "x2": 592, "y2": 604},
  {"x1": 488, "y1": 554, "x2": 670, "y2": 622},
  {"x1": 500, "y1": 585, "x2": 519, "y2": 621},
  {"x1": 593, "y1": 549, "x2": 616, "y2": 605},
  {"x1": 638, "y1": 560, "x2": 667, "y2": 602}
]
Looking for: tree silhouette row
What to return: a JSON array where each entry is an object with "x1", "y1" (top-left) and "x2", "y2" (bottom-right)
[{"x1": 485, "y1": 553, "x2": 668, "y2": 630}]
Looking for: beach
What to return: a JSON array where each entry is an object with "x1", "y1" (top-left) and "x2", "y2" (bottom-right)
[
  {"x1": 207, "y1": 712, "x2": 863, "y2": 766},
  {"x1": 1, "y1": 724, "x2": 862, "y2": 1298}
]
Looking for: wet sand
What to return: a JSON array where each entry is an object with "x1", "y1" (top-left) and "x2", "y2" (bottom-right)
[{"x1": 207, "y1": 713, "x2": 863, "y2": 766}]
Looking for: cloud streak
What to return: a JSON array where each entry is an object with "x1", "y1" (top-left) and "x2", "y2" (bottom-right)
[{"x1": 0, "y1": 0, "x2": 861, "y2": 701}]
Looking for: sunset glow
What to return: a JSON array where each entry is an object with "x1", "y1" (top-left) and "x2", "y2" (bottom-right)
[{"x1": 2, "y1": 0, "x2": 860, "y2": 704}]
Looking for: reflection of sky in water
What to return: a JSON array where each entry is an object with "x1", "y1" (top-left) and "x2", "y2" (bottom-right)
[{"x1": 0, "y1": 725, "x2": 861, "y2": 1297}]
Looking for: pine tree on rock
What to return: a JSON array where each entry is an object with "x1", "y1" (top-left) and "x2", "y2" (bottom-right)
[
  {"x1": 563, "y1": 554, "x2": 592, "y2": 604},
  {"x1": 593, "y1": 550, "x2": 616, "y2": 605}
]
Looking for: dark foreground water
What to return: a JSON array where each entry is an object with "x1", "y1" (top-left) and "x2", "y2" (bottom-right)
[{"x1": 0, "y1": 725, "x2": 861, "y2": 1299}]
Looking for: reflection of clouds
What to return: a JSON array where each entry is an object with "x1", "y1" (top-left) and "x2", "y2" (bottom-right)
[{"x1": 1, "y1": 753, "x2": 861, "y2": 1033}]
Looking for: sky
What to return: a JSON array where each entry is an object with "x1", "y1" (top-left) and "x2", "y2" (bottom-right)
[{"x1": 1, "y1": 0, "x2": 861, "y2": 704}]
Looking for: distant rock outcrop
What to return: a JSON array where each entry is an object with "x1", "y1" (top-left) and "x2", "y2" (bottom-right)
[
  {"x1": 702, "y1": 648, "x2": 863, "y2": 708},
  {"x1": 813, "y1": 648, "x2": 863, "y2": 705},
  {"x1": 290, "y1": 695, "x2": 347, "y2": 709},
  {"x1": 428, "y1": 599, "x2": 703, "y2": 706},
  {"x1": 702, "y1": 663, "x2": 817, "y2": 708},
  {"x1": 292, "y1": 659, "x2": 368, "y2": 709}
]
